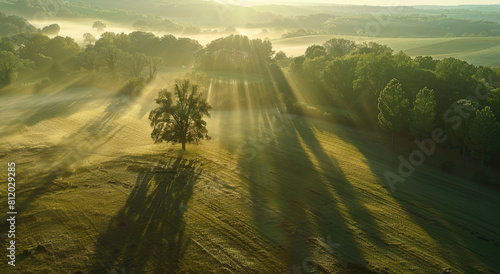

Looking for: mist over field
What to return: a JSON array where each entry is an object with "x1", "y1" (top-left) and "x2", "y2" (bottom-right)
[{"x1": 1, "y1": 0, "x2": 500, "y2": 273}]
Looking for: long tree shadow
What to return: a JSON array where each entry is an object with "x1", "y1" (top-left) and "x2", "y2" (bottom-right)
[
  {"x1": 292, "y1": 118, "x2": 387, "y2": 249},
  {"x1": 1, "y1": 92, "x2": 137, "y2": 224},
  {"x1": 91, "y1": 156, "x2": 202, "y2": 273},
  {"x1": 236, "y1": 108, "x2": 377, "y2": 272},
  {"x1": 314, "y1": 120, "x2": 500, "y2": 272}
]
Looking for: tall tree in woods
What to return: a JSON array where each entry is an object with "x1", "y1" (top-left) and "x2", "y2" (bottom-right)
[
  {"x1": 466, "y1": 106, "x2": 500, "y2": 166},
  {"x1": 410, "y1": 87, "x2": 437, "y2": 141},
  {"x1": 378, "y1": 78, "x2": 410, "y2": 151}
]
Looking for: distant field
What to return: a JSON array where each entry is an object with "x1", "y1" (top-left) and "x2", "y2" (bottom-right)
[
  {"x1": 1, "y1": 78, "x2": 499, "y2": 273},
  {"x1": 272, "y1": 35, "x2": 500, "y2": 67}
]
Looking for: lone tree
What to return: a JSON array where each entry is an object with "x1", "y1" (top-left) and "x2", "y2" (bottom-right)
[
  {"x1": 378, "y1": 78, "x2": 410, "y2": 151},
  {"x1": 149, "y1": 79, "x2": 212, "y2": 151},
  {"x1": 92, "y1": 21, "x2": 106, "y2": 32},
  {"x1": 465, "y1": 106, "x2": 500, "y2": 166},
  {"x1": 410, "y1": 87, "x2": 437, "y2": 141}
]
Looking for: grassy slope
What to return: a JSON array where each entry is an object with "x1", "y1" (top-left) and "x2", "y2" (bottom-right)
[
  {"x1": 272, "y1": 35, "x2": 500, "y2": 67},
  {"x1": 0, "y1": 80, "x2": 499, "y2": 273}
]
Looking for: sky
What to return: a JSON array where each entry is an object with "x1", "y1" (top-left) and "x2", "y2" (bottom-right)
[{"x1": 246, "y1": 0, "x2": 500, "y2": 5}]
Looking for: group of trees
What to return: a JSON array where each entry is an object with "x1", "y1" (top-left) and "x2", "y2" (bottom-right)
[
  {"x1": 81, "y1": 31, "x2": 201, "y2": 69},
  {"x1": 0, "y1": 31, "x2": 81, "y2": 87},
  {"x1": 0, "y1": 12, "x2": 37, "y2": 37},
  {"x1": 379, "y1": 78, "x2": 500, "y2": 166},
  {"x1": 0, "y1": 25, "x2": 203, "y2": 89},
  {"x1": 195, "y1": 35, "x2": 274, "y2": 74},
  {"x1": 285, "y1": 38, "x2": 500, "y2": 168}
]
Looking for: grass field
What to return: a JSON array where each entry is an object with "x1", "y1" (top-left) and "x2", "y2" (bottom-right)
[
  {"x1": 1, "y1": 78, "x2": 499, "y2": 273},
  {"x1": 272, "y1": 35, "x2": 500, "y2": 67}
]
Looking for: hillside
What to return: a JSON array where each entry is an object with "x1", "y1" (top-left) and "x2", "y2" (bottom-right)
[{"x1": 0, "y1": 82, "x2": 499, "y2": 273}]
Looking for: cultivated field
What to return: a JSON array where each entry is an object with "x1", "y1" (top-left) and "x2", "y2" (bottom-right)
[{"x1": 1, "y1": 79, "x2": 499, "y2": 273}]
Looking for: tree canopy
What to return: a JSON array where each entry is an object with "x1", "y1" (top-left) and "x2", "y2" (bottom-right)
[
  {"x1": 196, "y1": 35, "x2": 274, "y2": 73},
  {"x1": 378, "y1": 78, "x2": 410, "y2": 150},
  {"x1": 466, "y1": 106, "x2": 500, "y2": 166},
  {"x1": 410, "y1": 87, "x2": 437, "y2": 139}
]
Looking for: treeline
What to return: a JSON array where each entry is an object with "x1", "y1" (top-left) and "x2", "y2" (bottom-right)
[
  {"x1": 282, "y1": 38, "x2": 500, "y2": 176},
  {"x1": 0, "y1": 11, "x2": 37, "y2": 37},
  {"x1": 195, "y1": 35, "x2": 274, "y2": 74},
  {"x1": 0, "y1": 28, "x2": 202, "y2": 90},
  {"x1": 249, "y1": 15, "x2": 500, "y2": 38}
]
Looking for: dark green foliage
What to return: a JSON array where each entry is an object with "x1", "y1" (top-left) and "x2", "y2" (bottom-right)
[
  {"x1": 44, "y1": 36, "x2": 79, "y2": 61},
  {"x1": 90, "y1": 31, "x2": 201, "y2": 68},
  {"x1": 410, "y1": 87, "x2": 437, "y2": 138},
  {"x1": 0, "y1": 12, "x2": 37, "y2": 37},
  {"x1": 147, "y1": 57, "x2": 163, "y2": 80},
  {"x1": 123, "y1": 52, "x2": 148, "y2": 79},
  {"x1": 488, "y1": 88, "x2": 500, "y2": 119},
  {"x1": 196, "y1": 35, "x2": 273, "y2": 73},
  {"x1": 0, "y1": 39, "x2": 15, "y2": 53},
  {"x1": 16, "y1": 32, "x2": 51, "y2": 60},
  {"x1": 414, "y1": 56, "x2": 438, "y2": 71},
  {"x1": 149, "y1": 79, "x2": 212, "y2": 151},
  {"x1": 304, "y1": 45, "x2": 326, "y2": 59},
  {"x1": 354, "y1": 51, "x2": 396, "y2": 116},
  {"x1": 466, "y1": 106, "x2": 500, "y2": 165},
  {"x1": 0, "y1": 50, "x2": 21, "y2": 87},
  {"x1": 99, "y1": 45, "x2": 123, "y2": 75},
  {"x1": 444, "y1": 99, "x2": 478, "y2": 169},
  {"x1": 322, "y1": 55, "x2": 358, "y2": 103},
  {"x1": 323, "y1": 38, "x2": 357, "y2": 58},
  {"x1": 435, "y1": 58, "x2": 477, "y2": 108},
  {"x1": 273, "y1": 51, "x2": 290, "y2": 67},
  {"x1": 378, "y1": 79, "x2": 410, "y2": 150}
]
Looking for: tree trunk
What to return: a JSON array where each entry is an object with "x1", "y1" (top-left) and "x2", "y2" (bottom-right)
[
  {"x1": 462, "y1": 144, "x2": 466, "y2": 169},
  {"x1": 182, "y1": 142, "x2": 186, "y2": 151},
  {"x1": 481, "y1": 155, "x2": 484, "y2": 167},
  {"x1": 392, "y1": 130, "x2": 395, "y2": 152}
]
